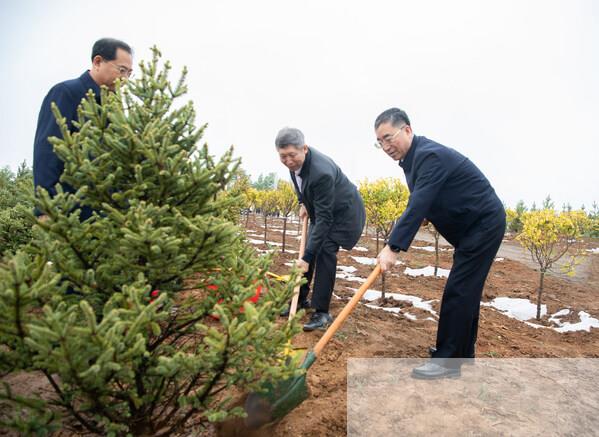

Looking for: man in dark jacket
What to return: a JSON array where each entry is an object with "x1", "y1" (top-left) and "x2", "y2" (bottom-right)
[
  {"x1": 375, "y1": 108, "x2": 505, "y2": 379},
  {"x1": 33, "y1": 38, "x2": 133, "y2": 220},
  {"x1": 276, "y1": 127, "x2": 366, "y2": 331}
]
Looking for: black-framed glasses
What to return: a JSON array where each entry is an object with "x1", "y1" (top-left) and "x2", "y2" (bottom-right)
[{"x1": 375, "y1": 125, "x2": 406, "y2": 149}]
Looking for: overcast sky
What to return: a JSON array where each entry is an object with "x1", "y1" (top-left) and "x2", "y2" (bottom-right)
[{"x1": 1, "y1": 0, "x2": 598, "y2": 209}]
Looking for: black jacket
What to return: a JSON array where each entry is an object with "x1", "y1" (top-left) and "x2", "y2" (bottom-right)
[
  {"x1": 33, "y1": 71, "x2": 100, "y2": 218},
  {"x1": 291, "y1": 147, "x2": 366, "y2": 263},
  {"x1": 387, "y1": 135, "x2": 504, "y2": 251}
]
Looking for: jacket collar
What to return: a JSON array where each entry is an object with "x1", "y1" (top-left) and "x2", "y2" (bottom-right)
[
  {"x1": 81, "y1": 70, "x2": 102, "y2": 101},
  {"x1": 298, "y1": 147, "x2": 312, "y2": 179},
  {"x1": 399, "y1": 135, "x2": 418, "y2": 172}
]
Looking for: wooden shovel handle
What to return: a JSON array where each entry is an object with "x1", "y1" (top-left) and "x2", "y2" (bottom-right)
[
  {"x1": 313, "y1": 264, "x2": 381, "y2": 356},
  {"x1": 288, "y1": 216, "x2": 309, "y2": 320}
]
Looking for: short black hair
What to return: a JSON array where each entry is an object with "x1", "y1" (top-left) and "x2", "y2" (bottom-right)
[
  {"x1": 91, "y1": 38, "x2": 132, "y2": 61},
  {"x1": 374, "y1": 108, "x2": 411, "y2": 129}
]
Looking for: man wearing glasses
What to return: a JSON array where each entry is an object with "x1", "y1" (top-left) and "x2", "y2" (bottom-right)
[
  {"x1": 276, "y1": 127, "x2": 366, "y2": 331},
  {"x1": 375, "y1": 108, "x2": 505, "y2": 379},
  {"x1": 33, "y1": 38, "x2": 133, "y2": 220}
]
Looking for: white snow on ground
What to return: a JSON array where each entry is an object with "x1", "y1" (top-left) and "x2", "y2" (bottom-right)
[
  {"x1": 410, "y1": 245, "x2": 452, "y2": 252},
  {"x1": 246, "y1": 238, "x2": 298, "y2": 254},
  {"x1": 247, "y1": 238, "x2": 273, "y2": 245},
  {"x1": 351, "y1": 256, "x2": 404, "y2": 266},
  {"x1": 351, "y1": 256, "x2": 378, "y2": 265},
  {"x1": 482, "y1": 297, "x2": 599, "y2": 333},
  {"x1": 586, "y1": 248, "x2": 599, "y2": 254},
  {"x1": 266, "y1": 228, "x2": 300, "y2": 235},
  {"x1": 495, "y1": 257, "x2": 505, "y2": 262},
  {"x1": 404, "y1": 266, "x2": 450, "y2": 278},
  {"x1": 550, "y1": 310, "x2": 599, "y2": 332},
  {"x1": 336, "y1": 265, "x2": 366, "y2": 283},
  {"x1": 346, "y1": 287, "x2": 438, "y2": 320},
  {"x1": 482, "y1": 297, "x2": 547, "y2": 321},
  {"x1": 353, "y1": 246, "x2": 369, "y2": 252}
]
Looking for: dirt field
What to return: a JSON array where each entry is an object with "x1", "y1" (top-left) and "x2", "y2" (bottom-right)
[
  {"x1": 3, "y1": 215, "x2": 598, "y2": 436},
  {"x1": 230, "y1": 215, "x2": 599, "y2": 437}
]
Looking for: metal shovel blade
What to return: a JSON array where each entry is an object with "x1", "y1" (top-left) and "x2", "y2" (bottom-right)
[{"x1": 244, "y1": 351, "x2": 316, "y2": 428}]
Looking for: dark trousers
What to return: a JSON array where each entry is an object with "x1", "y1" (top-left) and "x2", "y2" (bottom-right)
[
  {"x1": 299, "y1": 238, "x2": 340, "y2": 312},
  {"x1": 432, "y1": 210, "x2": 506, "y2": 362}
]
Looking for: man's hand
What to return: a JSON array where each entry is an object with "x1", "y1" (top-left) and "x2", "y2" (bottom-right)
[
  {"x1": 377, "y1": 245, "x2": 400, "y2": 272},
  {"x1": 38, "y1": 214, "x2": 49, "y2": 223},
  {"x1": 299, "y1": 204, "x2": 308, "y2": 220},
  {"x1": 296, "y1": 259, "x2": 309, "y2": 273}
]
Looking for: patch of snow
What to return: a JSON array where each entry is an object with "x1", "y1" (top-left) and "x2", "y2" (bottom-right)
[
  {"x1": 549, "y1": 308, "x2": 571, "y2": 320},
  {"x1": 552, "y1": 311, "x2": 599, "y2": 333},
  {"x1": 410, "y1": 245, "x2": 452, "y2": 252},
  {"x1": 404, "y1": 266, "x2": 450, "y2": 278},
  {"x1": 336, "y1": 267, "x2": 366, "y2": 282},
  {"x1": 523, "y1": 321, "x2": 546, "y2": 329},
  {"x1": 247, "y1": 238, "x2": 268, "y2": 245},
  {"x1": 351, "y1": 256, "x2": 377, "y2": 265},
  {"x1": 586, "y1": 248, "x2": 599, "y2": 254},
  {"x1": 482, "y1": 297, "x2": 547, "y2": 321},
  {"x1": 365, "y1": 304, "x2": 402, "y2": 314},
  {"x1": 484, "y1": 301, "x2": 599, "y2": 333},
  {"x1": 495, "y1": 257, "x2": 505, "y2": 262},
  {"x1": 352, "y1": 288, "x2": 438, "y2": 317},
  {"x1": 351, "y1": 256, "x2": 404, "y2": 266},
  {"x1": 353, "y1": 246, "x2": 369, "y2": 252}
]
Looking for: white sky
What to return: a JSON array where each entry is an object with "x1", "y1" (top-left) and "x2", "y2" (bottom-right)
[{"x1": 1, "y1": 0, "x2": 598, "y2": 209}]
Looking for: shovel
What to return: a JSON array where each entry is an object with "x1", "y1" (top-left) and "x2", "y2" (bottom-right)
[
  {"x1": 244, "y1": 264, "x2": 381, "y2": 428},
  {"x1": 288, "y1": 216, "x2": 309, "y2": 320}
]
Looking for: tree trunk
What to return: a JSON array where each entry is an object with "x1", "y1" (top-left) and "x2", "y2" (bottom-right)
[
  {"x1": 263, "y1": 214, "x2": 267, "y2": 245},
  {"x1": 536, "y1": 271, "x2": 545, "y2": 320},
  {"x1": 434, "y1": 232, "x2": 439, "y2": 276},
  {"x1": 282, "y1": 216, "x2": 287, "y2": 253},
  {"x1": 245, "y1": 210, "x2": 250, "y2": 228},
  {"x1": 381, "y1": 272, "x2": 386, "y2": 299},
  {"x1": 376, "y1": 232, "x2": 380, "y2": 254}
]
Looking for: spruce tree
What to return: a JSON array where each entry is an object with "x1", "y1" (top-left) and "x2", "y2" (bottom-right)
[{"x1": 0, "y1": 47, "x2": 301, "y2": 436}]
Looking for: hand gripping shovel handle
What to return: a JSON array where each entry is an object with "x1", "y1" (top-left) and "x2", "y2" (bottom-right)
[
  {"x1": 313, "y1": 264, "x2": 381, "y2": 356},
  {"x1": 288, "y1": 216, "x2": 309, "y2": 320}
]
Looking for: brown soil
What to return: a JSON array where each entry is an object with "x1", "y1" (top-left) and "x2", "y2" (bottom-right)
[
  {"x1": 3, "y1": 215, "x2": 598, "y2": 436},
  {"x1": 233, "y1": 215, "x2": 599, "y2": 437}
]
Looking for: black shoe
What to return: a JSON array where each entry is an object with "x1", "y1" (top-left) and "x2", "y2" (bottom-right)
[
  {"x1": 411, "y1": 361, "x2": 461, "y2": 380},
  {"x1": 429, "y1": 346, "x2": 475, "y2": 365},
  {"x1": 280, "y1": 299, "x2": 311, "y2": 317},
  {"x1": 303, "y1": 311, "x2": 333, "y2": 331}
]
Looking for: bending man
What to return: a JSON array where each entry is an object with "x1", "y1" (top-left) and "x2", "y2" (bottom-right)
[{"x1": 276, "y1": 127, "x2": 366, "y2": 331}]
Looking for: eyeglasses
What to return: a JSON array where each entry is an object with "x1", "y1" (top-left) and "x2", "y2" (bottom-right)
[
  {"x1": 375, "y1": 125, "x2": 406, "y2": 149},
  {"x1": 107, "y1": 61, "x2": 134, "y2": 77}
]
